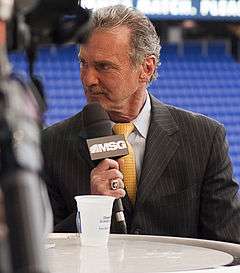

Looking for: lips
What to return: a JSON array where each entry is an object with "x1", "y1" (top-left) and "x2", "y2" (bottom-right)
[
  {"x1": 85, "y1": 89, "x2": 106, "y2": 96},
  {"x1": 90, "y1": 92, "x2": 105, "y2": 95}
]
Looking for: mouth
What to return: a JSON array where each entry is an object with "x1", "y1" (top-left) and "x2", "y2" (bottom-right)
[
  {"x1": 89, "y1": 92, "x2": 105, "y2": 96},
  {"x1": 85, "y1": 92, "x2": 107, "y2": 103},
  {"x1": 87, "y1": 93, "x2": 106, "y2": 101},
  {"x1": 85, "y1": 89, "x2": 107, "y2": 98}
]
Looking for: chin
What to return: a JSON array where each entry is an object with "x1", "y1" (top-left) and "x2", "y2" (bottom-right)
[{"x1": 87, "y1": 97, "x2": 108, "y2": 110}]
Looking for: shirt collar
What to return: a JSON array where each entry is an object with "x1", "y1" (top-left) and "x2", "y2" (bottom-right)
[{"x1": 132, "y1": 92, "x2": 151, "y2": 139}]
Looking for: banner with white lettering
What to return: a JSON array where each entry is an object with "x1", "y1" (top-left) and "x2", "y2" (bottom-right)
[{"x1": 81, "y1": 0, "x2": 240, "y2": 21}]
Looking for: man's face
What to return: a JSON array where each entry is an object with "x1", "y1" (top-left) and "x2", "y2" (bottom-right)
[{"x1": 79, "y1": 26, "x2": 145, "y2": 114}]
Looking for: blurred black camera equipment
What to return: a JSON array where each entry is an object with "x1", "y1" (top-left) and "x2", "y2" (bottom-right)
[{"x1": 0, "y1": 1, "x2": 91, "y2": 273}]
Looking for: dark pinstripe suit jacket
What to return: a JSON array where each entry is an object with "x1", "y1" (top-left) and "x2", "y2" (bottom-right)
[{"x1": 42, "y1": 95, "x2": 240, "y2": 243}]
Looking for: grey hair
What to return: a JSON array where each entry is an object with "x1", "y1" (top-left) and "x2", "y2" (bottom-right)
[{"x1": 90, "y1": 5, "x2": 161, "y2": 82}]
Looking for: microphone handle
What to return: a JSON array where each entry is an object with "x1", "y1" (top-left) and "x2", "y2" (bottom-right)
[
  {"x1": 113, "y1": 198, "x2": 127, "y2": 234},
  {"x1": 110, "y1": 155, "x2": 127, "y2": 234}
]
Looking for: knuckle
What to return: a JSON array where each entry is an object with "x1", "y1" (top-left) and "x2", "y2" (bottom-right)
[
  {"x1": 91, "y1": 167, "x2": 98, "y2": 176},
  {"x1": 116, "y1": 169, "x2": 122, "y2": 178},
  {"x1": 109, "y1": 169, "x2": 117, "y2": 178},
  {"x1": 90, "y1": 174, "x2": 98, "y2": 182},
  {"x1": 119, "y1": 189, "x2": 126, "y2": 197},
  {"x1": 102, "y1": 190, "x2": 110, "y2": 196},
  {"x1": 104, "y1": 158, "x2": 112, "y2": 165}
]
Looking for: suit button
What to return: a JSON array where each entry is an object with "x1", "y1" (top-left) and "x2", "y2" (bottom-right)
[{"x1": 134, "y1": 228, "x2": 141, "y2": 234}]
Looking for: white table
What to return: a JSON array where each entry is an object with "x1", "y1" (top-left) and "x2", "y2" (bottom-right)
[{"x1": 46, "y1": 233, "x2": 240, "y2": 273}]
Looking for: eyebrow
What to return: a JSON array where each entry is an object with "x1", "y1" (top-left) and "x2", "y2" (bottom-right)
[
  {"x1": 94, "y1": 60, "x2": 118, "y2": 67},
  {"x1": 79, "y1": 57, "x2": 120, "y2": 69}
]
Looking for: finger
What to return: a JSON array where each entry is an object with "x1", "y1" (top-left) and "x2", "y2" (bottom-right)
[
  {"x1": 91, "y1": 168, "x2": 123, "y2": 181},
  {"x1": 107, "y1": 188, "x2": 126, "y2": 199},
  {"x1": 105, "y1": 169, "x2": 123, "y2": 180},
  {"x1": 110, "y1": 179, "x2": 119, "y2": 190},
  {"x1": 110, "y1": 178, "x2": 124, "y2": 190},
  {"x1": 113, "y1": 188, "x2": 126, "y2": 198},
  {"x1": 96, "y1": 158, "x2": 119, "y2": 171},
  {"x1": 118, "y1": 180, "x2": 125, "y2": 189},
  {"x1": 117, "y1": 158, "x2": 124, "y2": 172}
]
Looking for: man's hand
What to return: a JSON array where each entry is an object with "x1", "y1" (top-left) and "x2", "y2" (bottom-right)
[
  {"x1": 0, "y1": 189, "x2": 7, "y2": 240},
  {"x1": 90, "y1": 158, "x2": 125, "y2": 199}
]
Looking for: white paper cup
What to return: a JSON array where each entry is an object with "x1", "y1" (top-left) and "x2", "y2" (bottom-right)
[{"x1": 74, "y1": 195, "x2": 115, "y2": 246}]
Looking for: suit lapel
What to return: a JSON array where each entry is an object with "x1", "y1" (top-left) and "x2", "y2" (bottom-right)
[{"x1": 136, "y1": 96, "x2": 179, "y2": 206}]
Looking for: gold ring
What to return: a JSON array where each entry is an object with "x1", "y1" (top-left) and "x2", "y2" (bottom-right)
[{"x1": 110, "y1": 179, "x2": 119, "y2": 190}]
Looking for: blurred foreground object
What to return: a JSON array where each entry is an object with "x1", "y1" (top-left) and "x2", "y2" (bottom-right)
[
  {"x1": 0, "y1": 189, "x2": 7, "y2": 240},
  {"x1": 0, "y1": 0, "x2": 92, "y2": 273}
]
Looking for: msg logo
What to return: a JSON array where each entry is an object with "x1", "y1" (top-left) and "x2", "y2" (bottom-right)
[{"x1": 90, "y1": 141, "x2": 127, "y2": 153}]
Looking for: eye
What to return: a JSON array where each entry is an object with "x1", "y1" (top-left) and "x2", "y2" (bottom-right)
[
  {"x1": 79, "y1": 59, "x2": 88, "y2": 68},
  {"x1": 96, "y1": 62, "x2": 112, "y2": 71}
]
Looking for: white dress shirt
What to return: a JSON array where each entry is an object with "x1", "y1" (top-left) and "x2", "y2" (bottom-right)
[{"x1": 128, "y1": 92, "x2": 151, "y2": 181}]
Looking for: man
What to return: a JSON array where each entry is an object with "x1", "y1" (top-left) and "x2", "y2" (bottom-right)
[{"x1": 42, "y1": 5, "x2": 240, "y2": 243}]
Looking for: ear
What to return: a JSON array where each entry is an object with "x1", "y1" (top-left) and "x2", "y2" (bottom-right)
[{"x1": 139, "y1": 55, "x2": 157, "y2": 83}]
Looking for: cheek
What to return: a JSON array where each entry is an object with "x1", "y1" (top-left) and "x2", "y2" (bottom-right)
[
  {"x1": 101, "y1": 76, "x2": 123, "y2": 93},
  {"x1": 124, "y1": 73, "x2": 140, "y2": 89},
  {"x1": 113, "y1": 72, "x2": 139, "y2": 92}
]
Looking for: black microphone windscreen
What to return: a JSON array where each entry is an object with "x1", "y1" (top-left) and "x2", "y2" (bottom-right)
[{"x1": 82, "y1": 103, "x2": 112, "y2": 138}]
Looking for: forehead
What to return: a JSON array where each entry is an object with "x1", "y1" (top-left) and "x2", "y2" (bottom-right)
[{"x1": 79, "y1": 26, "x2": 131, "y2": 62}]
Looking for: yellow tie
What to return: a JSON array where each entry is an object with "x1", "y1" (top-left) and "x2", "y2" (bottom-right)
[{"x1": 112, "y1": 123, "x2": 137, "y2": 204}]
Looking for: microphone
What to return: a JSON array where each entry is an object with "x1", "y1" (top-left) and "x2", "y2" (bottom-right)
[{"x1": 82, "y1": 102, "x2": 128, "y2": 234}]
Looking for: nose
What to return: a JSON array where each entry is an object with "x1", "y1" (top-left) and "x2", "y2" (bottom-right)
[{"x1": 80, "y1": 66, "x2": 99, "y2": 87}]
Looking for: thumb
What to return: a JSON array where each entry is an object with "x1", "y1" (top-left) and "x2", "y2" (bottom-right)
[{"x1": 117, "y1": 158, "x2": 124, "y2": 172}]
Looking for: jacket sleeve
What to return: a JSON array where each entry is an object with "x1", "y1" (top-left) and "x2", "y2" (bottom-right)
[
  {"x1": 199, "y1": 124, "x2": 240, "y2": 243},
  {"x1": 41, "y1": 128, "x2": 78, "y2": 233},
  {"x1": 43, "y1": 170, "x2": 77, "y2": 233}
]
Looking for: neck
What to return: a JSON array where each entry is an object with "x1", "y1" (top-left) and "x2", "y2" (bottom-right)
[{"x1": 108, "y1": 90, "x2": 147, "y2": 122}]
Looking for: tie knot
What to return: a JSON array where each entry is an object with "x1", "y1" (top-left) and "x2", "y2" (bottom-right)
[{"x1": 113, "y1": 122, "x2": 134, "y2": 137}]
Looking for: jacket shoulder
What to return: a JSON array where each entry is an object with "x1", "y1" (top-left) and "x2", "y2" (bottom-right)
[
  {"x1": 168, "y1": 104, "x2": 223, "y2": 129},
  {"x1": 42, "y1": 111, "x2": 83, "y2": 139},
  {"x1": 150, "y1": 95, "x2": 225, "y2": 139}
]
